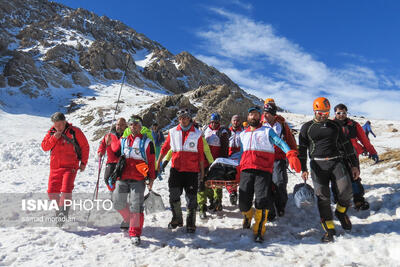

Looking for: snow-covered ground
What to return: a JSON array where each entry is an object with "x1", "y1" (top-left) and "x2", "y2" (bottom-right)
[{"x1": 0, "y1": 86, "x2": 400, "y2": 266}]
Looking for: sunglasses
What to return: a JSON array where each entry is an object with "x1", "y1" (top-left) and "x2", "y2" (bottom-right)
[
  {"x1": 128, "y1": 119, "x2": 141, "y2": 125},
  {"x1": 177, "y1": 108, "x2": 190, "y2": 118},
  {"x1": 315, "y1": 111, "x2": 330, "y2": 116},
  {"x1": 336, "y1": 111, "x2": 347, "y2": 115}
]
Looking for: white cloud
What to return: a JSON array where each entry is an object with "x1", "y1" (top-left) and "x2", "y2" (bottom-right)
[
  {"x1": 230, "y1": 0, "x2": 253, "y2": 11},
  {"x1": 196, "y1": 9, "x2": 400, "y2": 120}
]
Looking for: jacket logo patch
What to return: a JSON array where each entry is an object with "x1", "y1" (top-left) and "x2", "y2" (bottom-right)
[{"x1": 189, "y1": 142, "x2": 195, "y2": 148}]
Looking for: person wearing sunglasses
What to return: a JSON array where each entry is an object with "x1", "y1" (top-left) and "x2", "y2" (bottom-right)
[
  {"x1": 156, "y1": 108, "x2": 205, "y2": 233},
  {"x1": 262, "y1": 102, "x2": 298, "y2": 221},
  {"x1": 238, "y1": 106, "x2": 301, "y2": 243},
  {"x1": 298, "y1": 97, "x2": 360, "y2": 243},
  {"x1": 333, "y1": 103, "x2": 379, "y2": 211}
]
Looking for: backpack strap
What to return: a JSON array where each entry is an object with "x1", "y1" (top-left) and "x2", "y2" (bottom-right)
[
  {"x1": 61, "y1": 127, "x2": 82, "y2": 161},
  {"x1": 120, "y1": 138, "x2": 128, "y2": 156},
  {"x1": 139, "y1": 135, "x2": 148, "y2": 164}
]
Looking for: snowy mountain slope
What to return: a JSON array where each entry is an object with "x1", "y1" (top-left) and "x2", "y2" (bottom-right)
[
  {"x1": 0, "y1": 0, "x2": 242, "y2": 118},
  {"x1": 0, "y1": 91, "x2": 399, "y2": 266}
]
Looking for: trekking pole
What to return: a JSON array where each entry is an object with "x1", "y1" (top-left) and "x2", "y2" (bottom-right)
[
  {"x1": 85, "y1": 155, "x2": 104, "y2": 226},
  {"x1": 85, "y1": 39, "x2": 133, "y2": 226}
]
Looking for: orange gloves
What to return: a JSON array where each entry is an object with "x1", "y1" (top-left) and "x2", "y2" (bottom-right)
[{"x1": 286, "y1": 150, "x2": 301, "y2": 173}]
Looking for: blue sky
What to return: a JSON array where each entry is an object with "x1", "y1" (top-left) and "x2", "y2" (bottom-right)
[{"x1": 53, "y1": 0, "x2": 400, "y2": 119}]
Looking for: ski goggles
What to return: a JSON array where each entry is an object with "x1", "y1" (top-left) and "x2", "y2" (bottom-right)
[
  {"x1": 177, "y1": 108, "x2": 191, "y2": 118},
  {"x1": 335, "y1": 111, "x2": 347, "y2": 115},
  {"x1": 315, "y1": 110, "x2": 330, "y2": 116}
]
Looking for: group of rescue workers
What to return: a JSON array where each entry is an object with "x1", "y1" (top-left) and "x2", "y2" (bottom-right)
[{"x1": 41, "y1": 96, "x2": 379, "y2": 245}]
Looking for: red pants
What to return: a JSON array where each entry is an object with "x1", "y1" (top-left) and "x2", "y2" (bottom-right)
[
  {"x1": 118, "y1": 207, "x2": 144, "y2": 237},
  {"x1": 47, "y1": 168, "x2": 77, "y2": 206}
]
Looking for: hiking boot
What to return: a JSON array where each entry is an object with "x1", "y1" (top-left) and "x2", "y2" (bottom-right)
[
  {"x1": 120, "y1": 221, "x2": 129, "y2": 231},
  {"x1": 354, "y1": 200, "x2": 370, "y2": 211},
  {"x1": 229, "y1": 192, "x2": 238, "y2": 205},
  {"x1": 335, "y1": 209, "x2": 352, "y2": 231},
  {"x1": 214, "y1": 199, "x2": 222, "y2": 212},
  {"x1": 131, "y1": 236, "x2": 141, "y2": 246},
  {"x1": 186, "y1": 209, "x2": 197, "y2": 233},
  {"x1": 254, "y1": 234, "x2": 264, "y2": 243},
  {"x1": 321, "y1": 229, "x2": 336, "y2": 243},
  {"x1": 242, "y1": 208, "x2": 254, "y2": 229},
  {"x1": 168, "y1": 219, "x2": 183, "y2": 229},
  {"x1": 168, "y1": 201, "x2": 183, "y2": 229}
]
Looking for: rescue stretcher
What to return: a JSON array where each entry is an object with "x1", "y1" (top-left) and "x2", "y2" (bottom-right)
[{"x1": 205, "y1": 156, "x2": 240, "y2": 189}]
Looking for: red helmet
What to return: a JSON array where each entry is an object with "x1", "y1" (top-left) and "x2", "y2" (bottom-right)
[{"x1": 313, "y1": 97, "x2": 330, "y2": 111}]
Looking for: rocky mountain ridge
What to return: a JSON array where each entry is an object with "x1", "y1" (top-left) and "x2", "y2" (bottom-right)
[{"x1": 0, "y1": 0, "x2": 242, "y2": 96}]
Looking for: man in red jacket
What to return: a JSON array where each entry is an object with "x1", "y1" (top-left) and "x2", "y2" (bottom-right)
[
  {"x1": 97, "y1": 118, "x2": 127, "y2": 190},
  {"x1": 262, "y1": 102, "x2": 298, "y2": 220},
  {"x1": 110, "y1": 117, "x2": 156, "y2": 246},
  {"x1": 41, "y1": 112, "x2": 89, "y2": 224},
  {"x1": 239, "y1": 106, "x2": 301, "y2": 243},
  {"x1": 334, "y1": 103, "x2": 379, "y2": 210},
  {"x1": 156, "y1": 108, "x2": 205, "y2": 233}
]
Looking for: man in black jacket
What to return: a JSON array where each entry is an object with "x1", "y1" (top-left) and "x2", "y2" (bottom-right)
[{"x1": 299, "y1": 97, "x2": 359, "y2": 243}]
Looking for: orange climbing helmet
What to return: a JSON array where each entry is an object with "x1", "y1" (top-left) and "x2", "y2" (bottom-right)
[
  {"x1": 264, "y1": 98, "x2": 275, "y2": 104},
  {"x1": 313, "y1": 97, "x2": 330, "y2": 111}
]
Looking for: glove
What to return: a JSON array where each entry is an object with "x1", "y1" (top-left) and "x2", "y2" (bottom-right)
[
  {"x1": 286, "y1": 150, "x2": 301, "y2": 173},
  {"x1": 371, "y1": 154, "x2": 379, "y2": 163}
]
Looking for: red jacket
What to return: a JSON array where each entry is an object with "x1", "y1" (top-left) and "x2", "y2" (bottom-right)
[
  {"x1": 339, "y1": 119, "x2": 377, "y2": 156},
  {"x1": 239, "y1": 125, "x2": 276, "y2": 173},
  {"x1": 160, "y1": 124, "x2": 204, "y2": 172},
  {"x1": 98, "y1": 129, "x2": 122, "y2": 164},
  {"x1": 111, "y1": 133, "x2": 156, "y2": 181},
  {"x1": 203, "y1": 124, "x2": 229, "y2": 167},
  {"x1": 41, "y1": 123, "x2": 89, "y2": 169},
  {"x1": 228, "y1": 126, "x2": 243, "y2": 156},
  {"x1": 268, "y1": 115, "x2": 297, "y2": 160}
]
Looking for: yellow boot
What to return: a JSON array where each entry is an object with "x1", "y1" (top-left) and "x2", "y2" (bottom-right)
[
  {"x1": 321, "y1": 219, "x2": 336, "y2": 243},
  {"x1": 253, "y1": 209, "x2": 268, "y2": 242},
  {"x1": 241, "y1": 208, "x2": 254, "y2": 229}
]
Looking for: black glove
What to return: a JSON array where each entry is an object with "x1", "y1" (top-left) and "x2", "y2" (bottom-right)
[{"x1": 371, "y1": 154, "x2": 379, "y2": 163}]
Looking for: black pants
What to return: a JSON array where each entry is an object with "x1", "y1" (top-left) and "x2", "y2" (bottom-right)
[
  {"x1": 239, "y1": 169, "x2": 272, "y2": 211},
  {"x1": 310, "y1": 159, "x2": 353, "y2": 221},
  {"x1": 104, "y1": 163, "x2": 117, "y2": 185},
  {"x1": 169, "y1": 168, "x2": 198, "y2": 210},
  {"x1": 271, "y1": 160, "x2": 289, "y2": 211}
]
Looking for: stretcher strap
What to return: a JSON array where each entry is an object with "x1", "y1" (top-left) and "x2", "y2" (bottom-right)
[{"x1": 205, "y1": 180, "x2": 239, "y2": 189}]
